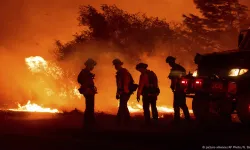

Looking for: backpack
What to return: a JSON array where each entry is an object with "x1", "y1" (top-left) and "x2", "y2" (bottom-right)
[
  {"x1": 128, "y1": 72, "x2": 138, "y2": 94},
  {"x1": 144, "y1": 70, "x2": 160, "y2": 95},
  {"x1": 116, "y1": 69, "x2": 138, "y2": 94}
]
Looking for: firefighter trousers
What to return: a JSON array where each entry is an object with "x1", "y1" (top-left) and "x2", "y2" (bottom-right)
[
  {"x1": 117, "y1": 93, "x2": 131, "y2": 125},
  {"x1": 83, "y1": 94, "x2": 95, "y2": 126},
  {"x1": 173, "y1": 92, "x2": 190, "y2": 121},
  {"x1": 142, "y1": 95, "x2": 158, "y2": 124}
]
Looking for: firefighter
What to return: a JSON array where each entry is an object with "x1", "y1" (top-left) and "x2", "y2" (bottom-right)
[
  {"x1": 136, "y1": 63, "x2": 160, "y2": 125},
  {"x1": 77, "y1": 58, "x2": 97, "y2": 128},
  {"x1": 113, "y1": 59, "x2": 136, "y2": 126},
  {"x1": 166, "y1": 56, "x2": 190, "y2": 122}
]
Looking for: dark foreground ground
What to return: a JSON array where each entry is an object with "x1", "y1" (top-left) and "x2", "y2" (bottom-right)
[{"x1": 0, "y1": 111, "x2": 250, "y2": 150}]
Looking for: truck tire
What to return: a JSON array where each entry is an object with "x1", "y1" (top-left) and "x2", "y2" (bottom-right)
[
  {"x1": 192, "y1": 95, "x2": 210, "y2": 123},
  {"x1": 237, "y1": 93, "x2": 250, "y2": 126},
  {"x1": 218, "y1": 97, "x2": 232, "y2": 123},
  {"x1": 193, "y1": 95, "x2": 232, "y2": 124}
]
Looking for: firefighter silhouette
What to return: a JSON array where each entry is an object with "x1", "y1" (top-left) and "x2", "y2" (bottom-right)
[
  {"x1": 113, "y1": 59, "x2": 138, "y2": 125},
  {"x1": 166, "y1": 56, "x2": 190, "y2": 122},
  {"x1": 77, "y1": 58, "x2": 97, "y2": 128},
  {"x1": 136, "y1": 63, "x2": 160, "y2": 125}
]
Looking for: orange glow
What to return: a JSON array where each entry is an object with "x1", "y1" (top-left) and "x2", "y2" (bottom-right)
[
  {"x1": 0, "y1": 1, "x2": 202, "y2": 113},
  {"x1": 4, "y1": 55, "x2": 193, "y2": 114},
  {"x1": 23, "y1": 56, "x2": 82, "y2": 108},
  {"x1": 128, "y1": 102, "x2": 193, "y2": 113},
  {"x1": 8, "y1": 100, "x2": 60, "y2": 113}
]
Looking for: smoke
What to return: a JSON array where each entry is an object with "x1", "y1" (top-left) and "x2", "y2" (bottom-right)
[
  {"x1": 53, "y1": 43, "x2": 194, "y2": 112},
  {"x1": 0, "y1": 0, "x2": 199, "y2": 48},
  {"x1": 0, "y1": 41, "x2": 194, "y2": 113},
  {"x1": 0, "y1": 0, "x2": 200, "y2": 112}
]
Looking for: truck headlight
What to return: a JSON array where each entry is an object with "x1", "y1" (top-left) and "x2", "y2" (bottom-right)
[
  {"x1": 192, "y1": 70, "x2": 198, "y2": 77},
  {"x1": 229, "y1": 69, "x2": 248, "y2": 76}
]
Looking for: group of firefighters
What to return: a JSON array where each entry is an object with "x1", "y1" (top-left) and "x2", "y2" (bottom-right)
[{"x1": 77, "y1": 56, "x2": 190, "y2": 128}]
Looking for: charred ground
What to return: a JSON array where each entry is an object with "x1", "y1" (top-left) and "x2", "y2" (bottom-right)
[{"x1": 1, "y1": 112, "x2": 250, "y2": 150}]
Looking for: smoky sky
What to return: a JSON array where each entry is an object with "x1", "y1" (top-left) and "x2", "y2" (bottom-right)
[
  {"x1": 0, "y1": 0, "x2": 200, "y2": 52},
  {"x1": 0, "y1": 0, "x2": 249, "y2": 53}
]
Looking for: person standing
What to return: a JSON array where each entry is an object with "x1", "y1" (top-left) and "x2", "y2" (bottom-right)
[
  {"x1": 166, "y1": 56, "x2": 190, "y2": 122},
  {"x1": 136, "y1": 63, "x2": 160, "y2": 125},
  {"x1": 113, "y1": 59, "x2": 137, "y2": 126},
  {"x1": 77, "y1": 58, "x2": 97, "y2": 128}
]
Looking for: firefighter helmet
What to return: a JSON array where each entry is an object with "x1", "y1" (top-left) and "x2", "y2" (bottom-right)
[
  {"x1": 112, "y1": 58, "x2": 123, "y2": 65},
  {"x1": 84, "y1": 58, "x2": 97, "y2": 66},
  {"x1": 166, "y1": 56, "x2": 176, "y2": 63},
  {"x1": 136, "y1": 63, "x2": 148, "y2": 70}
]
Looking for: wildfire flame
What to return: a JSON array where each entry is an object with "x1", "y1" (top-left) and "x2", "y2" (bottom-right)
[
  {"x1": 25, "y1": 56, "x2": 63, "y2": 79},
  {"x1": 127, "y1": 102, "x2": 193, "y2": 113},
  {"x1": 8, "y1": 56, "x2": 192, "y2": 114},
  {"x1": 9, "y1": 101, "x2": 59, "y2": 113},
  {"x1": 26, "y1": 56, "x2": 81, "y2": 99}
]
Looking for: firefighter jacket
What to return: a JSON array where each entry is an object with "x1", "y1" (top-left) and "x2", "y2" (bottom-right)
[
  {"x1": 116, "y1": 68, "x2": 131, "y2": 94},
  {"x1": 77, "y1": 68, "x2": 97, "y2": 95},
  {"x1": 137, "y1": 70, "x2": 159, "y2": 97},
  {"x1": 168, "y1": 63, "x2": 186, "y2": 91}
]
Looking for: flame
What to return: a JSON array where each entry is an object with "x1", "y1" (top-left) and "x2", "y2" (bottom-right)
[
  {"x1": 8, "y1": 56, "x2": 193, "y2": 115},
  {"x1": 25, "y1": 56, "x2": 63, "y2": 79},
  {"x1": 25, "y1": 56, "x2": 82, "y2": 100},
  {"x1": 127, "y1": 102, "x2": 193, "y2": 113},
  {"x1": 9, "y1": 101, "x2": 60, "y2": 113},
  {"x1": 7, "y1": 56, "x2": 82, "y2": 113}
]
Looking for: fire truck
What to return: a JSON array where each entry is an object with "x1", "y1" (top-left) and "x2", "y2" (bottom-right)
[{"x1": 180, "y1": 28, "x2": 250, "y2": 125}]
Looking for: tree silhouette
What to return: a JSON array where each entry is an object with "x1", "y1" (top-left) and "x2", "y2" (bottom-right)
[
  {"x1": 54, "y1": 2, "x2": 250, "y2": 62},
  {"x1": 182, "y1": 0, "x2": 249, "y2": 52},
  {"x1": 78, "y1": 5, "x2": 109, "y2": 40},
  {"x1": 55, "y1": 4, "x2": 174, "y2": 60}
]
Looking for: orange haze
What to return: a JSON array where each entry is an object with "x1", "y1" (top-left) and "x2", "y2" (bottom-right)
[{"x1": 0, "y1": 0, "x2": 247, "y2": 112}]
